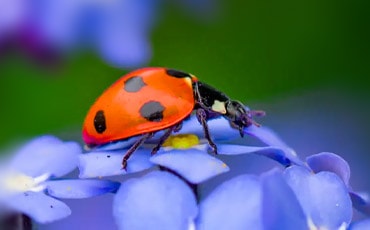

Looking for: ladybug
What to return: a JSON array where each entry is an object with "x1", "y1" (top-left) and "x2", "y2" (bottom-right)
[{"x1": 82, "y1": 67, "x2": 265, "y2": 169}]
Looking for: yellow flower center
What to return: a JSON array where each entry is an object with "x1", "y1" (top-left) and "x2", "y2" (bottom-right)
[{"x1": 163, "y1": 134, "x2": 200, "y2": 149}]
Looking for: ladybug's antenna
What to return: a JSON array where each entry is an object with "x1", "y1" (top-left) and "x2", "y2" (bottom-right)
[{"x1": 245, "y1": 110, "x2": 266, "y2": 127}]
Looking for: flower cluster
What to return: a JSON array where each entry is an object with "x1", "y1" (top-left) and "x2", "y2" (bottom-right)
[{"x1": 0, "y1": 115, "x2": 370, "y2": 229}]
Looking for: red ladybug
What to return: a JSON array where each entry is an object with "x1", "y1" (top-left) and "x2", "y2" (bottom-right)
[{"x1": 82, "y1": 67, "x2": 264, "y2": 169}]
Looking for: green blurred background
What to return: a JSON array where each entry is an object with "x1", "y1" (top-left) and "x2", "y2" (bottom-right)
[{"x1": 0, "y1": 0, "x2": 369, "y2": 148}]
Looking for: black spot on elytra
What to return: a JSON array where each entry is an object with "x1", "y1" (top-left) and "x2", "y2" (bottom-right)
[
  {"x1": 166, "y1": 69, "x2": 191, "y2": 78},
  {"x1": 50, "y1": 205, "x2": 54, "y2": 208},
  {"x1": 94, "y1": 110, "x2": 106, "y2": 134},
  {"x1": 107, "y1": 155, "x2": 111, "y2": 158},
  {"x1": 139, "y1": 101, "x2": 165, "y2": 122},
  {"x1": 123, "y1": 76, "x2": 146, "y2": 92}
]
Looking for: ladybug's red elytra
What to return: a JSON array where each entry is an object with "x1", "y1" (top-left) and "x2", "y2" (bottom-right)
[{"x1": 82, "y1": 67, "x2": 265, "y2": 169}]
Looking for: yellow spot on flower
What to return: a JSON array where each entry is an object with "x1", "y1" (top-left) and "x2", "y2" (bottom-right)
[
  {"x1": 67, "y1": 186, "x2": 72, "y2": 191},
  {"x1": 222, "y1": 163, "x2": 228, "y2": 168},
  {"x1": 163, "y1": 134, "x2": 200, "y2": 149},
  {"x1": 0, "y1": 171, "x2": 48, "y2": 193},
  {"x1": 3, "y1": 173, "x2": 36, "y2": 192}
]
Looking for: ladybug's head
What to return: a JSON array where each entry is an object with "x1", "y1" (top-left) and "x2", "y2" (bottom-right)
[{"x1": 225, "y1": 100, "x2": 265, "y2": 137}]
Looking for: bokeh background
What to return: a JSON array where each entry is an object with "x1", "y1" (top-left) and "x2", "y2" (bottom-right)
[{"x1": 1, "y1": 0, "x2": 369, "y2": 220}]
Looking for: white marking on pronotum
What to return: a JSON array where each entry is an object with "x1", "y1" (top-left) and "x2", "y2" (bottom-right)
[{"x1": 211, "y1": 100, "x2": 227, "y2": 114}]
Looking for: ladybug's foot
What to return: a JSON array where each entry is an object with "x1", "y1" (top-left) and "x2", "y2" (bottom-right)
[
  {"x1": 121, "y1": 132, "x2": 154, "y2": 170},
  {"x1": 196, "y1": 108, "x2": 218, "y2": 155},
  {"x1": 121, "y1": 160, "x2": 128, "y2": 171},
  {"x1": 209, "y1": 142, "x2": 218, "y2": 155}
]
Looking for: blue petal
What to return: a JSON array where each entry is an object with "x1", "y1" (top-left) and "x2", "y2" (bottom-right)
[
  {"x1": 350, "y1": 191, "x2": 370, "y2": 216},
  {"x1": 245, "y1": 126, "x2": 306, "y2": 167},
  {"x1": 349, "y1": 219, "x2": 370, "y2": 230},
  {"x1": 261, "y1": 169, "x2": 307, "y2": 230},
  {"x1": 217, "y1": 144, "x2": 291, "y2": 166},
  {"x1": 45, "y1": 179, "x2": 120, "y2": 199},
  {"x1": 284, "y1": 165, "x2": 352, "y2": 229},
  {"x1": 10, "y1": 135, "x2": 81, "y2": 177},
  {"x1": 98, "y1": 30, "x2": 151, "y2": 68},
  {"x1": 88, "y1": 136, "x2": 140, "y2": 151},
  {"x1": 150, "y1": 149, "x2": 229, "y2": 184},
  {"x1": 307, "y1": 152, "x2": 350, "y2": 186},
  {"x1": 78, "y1": 148, "x2": 153, "y2": 178},
  {"x1": 178, "y1": 116, "x2": 240, "y2": 141},
  {"x1": 244, "y1": 125, "x2": 290, "y2": 149},
  {"x1": 113, "y1": 171, "x2": 197, "y2": 230},
  {"x1": 197, "y1": 174, "x2": 263, "y2": 230},
  {"x1": 96, "y1": 0, "x2": 159, "y2": 68},
  {"x1": 3, "y1": 192, "x2": 71, "y2": 223},
  {"x1": 34, "y1": 0, "x2": 84, "y2": 47}
]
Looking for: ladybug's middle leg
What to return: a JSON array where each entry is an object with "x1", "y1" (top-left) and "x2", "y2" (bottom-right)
[
  {"x1": 151, "y1": 122, "x2": 182, "y2": 155},
  {"x1": 196, "y1": 108, "x2": 218, "y2": 154},
  {"x1": 122, "y1": 132, "x2": 154, "y2": 170}
]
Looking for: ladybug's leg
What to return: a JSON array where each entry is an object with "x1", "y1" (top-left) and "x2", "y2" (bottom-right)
[
  {"x1": 196, "y1": 108, "x2": 218, "y2": 154},
  {"x1": 122, "y1": 132, "x2": 154, "y2": 170},
  {"x1": 151, "y1": 123, "x2": 182, "y2": 155}
]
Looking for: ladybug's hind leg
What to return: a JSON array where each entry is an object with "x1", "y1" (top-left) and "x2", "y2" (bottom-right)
[
  {"x1": 151, "y1": 123, "x2": 182, "y2": 155},
  {"x1": 196, "y1": 108, "x2": 218, "y2": 154},
  {"x1": 122, "y1": 132, "x2": 154, "y2": 170}
]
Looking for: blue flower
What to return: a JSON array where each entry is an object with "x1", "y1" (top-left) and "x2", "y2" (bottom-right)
[
  {"x1": 79, "y1": 115, "x2": 303, "y2": 183},
  {"x1": 102, "y1": 113, "x2": 370, "y2": 229},
  {"x1": 284, "y1": 153, "x2": 352, "y2": 229},
  {"x1": 0, "y1": 135, "x2": 119, "y2": 224},
  {"x1": 112, "y1": 152, "x2": 359, "y2": 229}
]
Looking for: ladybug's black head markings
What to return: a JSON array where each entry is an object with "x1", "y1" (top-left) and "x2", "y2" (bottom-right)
[
  {"x1": 123, "y1": 76, "x2": 146, "y2": 92},
  {"x1": 94, "y1": 110, "x2": 107, "y2": 134},
  {"x1": 193, "y1": 81, "x2": 265, "y2": 137},
  {"x1": 139, "y1": 101, "x2": 165, "y2": 122}
]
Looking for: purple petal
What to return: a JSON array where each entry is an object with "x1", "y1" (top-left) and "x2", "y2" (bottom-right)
[
  {"x1": 261, "y1": 168, "x2": 307, "y2": 230},
  {"x1": 3, "y1": 192, "x2": 71, "y2": 223},
  {"x1": 349, "y1": 219, "x2": 370, "y2": 230},
  {"x1": 45, "y1": 179, "x2": 120, "y2": 199},
  {"x1": 284, "y1": 166, "x2": 352, "y2": 229},
  {"x1": 113, "y1": 171, "x2": 197, "y2": 230},
  {"x1": 307, "y1": 152, "x2": 350, "y2": 186},
  {"x1": 10, "y1": 135, "x2": 81, "y2": 177},
  {"x1": 350, "y1": 191, "x2": 370, "y2": 216},
  {"x1": 150, "y1": 149, "x2": 229, "y2": 184},
  {"x1": 217, "y1": 144, "x2": 291, "y2": 166},
  {"x1": 78, "y1": 148, "x2": 153, "y2": 178},
  {"x1": 197, "y1": 174, "x2": 263, "y2": 230}
]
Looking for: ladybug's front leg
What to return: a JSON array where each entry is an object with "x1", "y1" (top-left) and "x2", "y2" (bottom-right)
[{"x1": 196, "y1": 108, "x2": 218, "y2": 154}]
